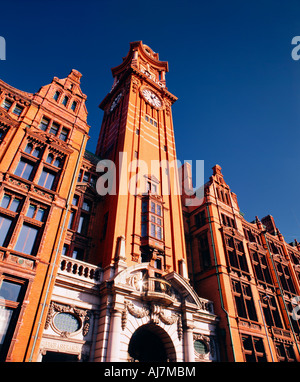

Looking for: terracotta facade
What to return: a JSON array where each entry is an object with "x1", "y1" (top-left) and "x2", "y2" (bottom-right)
[{"x1": 0, "y1": 42, "x2": 299, "y2": 362}]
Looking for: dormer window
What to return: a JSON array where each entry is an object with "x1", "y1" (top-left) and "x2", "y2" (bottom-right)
[
  {"x1": 71, "y1": 101, "x2": 77, "y2": 111},
  {"x1": 62, "y1": 96, "x2": 68, "y2": 106}
]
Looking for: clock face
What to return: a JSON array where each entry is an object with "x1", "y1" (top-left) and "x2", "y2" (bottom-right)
[
  {"x1": 110, "y1": 92, "x2": 123, "y2": 112},
  {"x1": 142, "y1": 89, "x2": 162, "y2": 108}
]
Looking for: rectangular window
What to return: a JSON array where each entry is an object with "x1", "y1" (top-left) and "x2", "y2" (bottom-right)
[
  {"x1": 62, "y1": 244, "x2": 69, "y2": 256},
  {"x1": 14, "y1": 158, "x2": 34, "y2": 180},
  {"x1": 49, "y1": 122, "x2": 60, "y2": 135},
  {"x1": 67, "y1": 210, "x2": 75, "y2": 230},
  {"x1": 141, "y1": 223, "x2": 147, "y2": 237},
  {"x1": 26, "y1": 204, "x2": 45, "y2": 222},
  {"x1": 38, "y1": 168, "x2": 56, "y2": 190},
  {"x1": 242, "y1": 335, "x2": 267, "y2": 362},
  {"x1": 2, "y1": 99, "x2": 13, "y2": 111},
  {"x1": 72, "y1": 248, "x2": 84, "y2": 261},
  {"x1": 0, "y1": 215, "x2": 13, "y2": 246},
  {"x1": 12, "y1": 104, "x2": 24, "y2": 116},
  {"x1": 0, "y1": 276, "x2": 27, "y2": 361},
  {"x1": 157, "y1": 205, "x2": 162, "y2": 216},
  {"x1": 14, "y1": 224, "x2": 38, "y2": 255},
  {"x1": 82, "y1": 199, "x2": 91, "y2": 212},
  {"x1": 151, "y1": 202, "x2": 155, "y2": 213},
  {"x1": 157, "y1": 226, "x2": 162, "y2": 240},
  {"x1": 39, "y1": 117, "x2": 50, "y2": 131},
  {"x1": 232, "y1": 280, "x2": 257, "y2": 321},
  {"x1": 82, "y1": 172, "x2": 89, "y2": 183},
  {"x1": 151, "y1": 223, "x2": 156, "y2": 237},
  {"x1": 59, "y1": 128, "x2": 69, "y2": 142},
  {"x1": 77, "y1": 214, "x2": 89, "y2": 235},
  {"x1": 72, "y1": 195, "x2": 79, "y2": 206},
  {"x1": 226, "y1": 236, "x2": 249, "y2": 272}
]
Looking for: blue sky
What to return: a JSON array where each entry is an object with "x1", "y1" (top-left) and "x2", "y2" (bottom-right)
[{"x1": 1, "y1": 0, "x2": 300, "y2": 242}]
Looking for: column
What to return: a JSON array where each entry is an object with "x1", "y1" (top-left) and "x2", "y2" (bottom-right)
[
  {"x1": 106, "y1": 294, "x2": 124, "y2": 362},
  {"x1": 183, "y1": 312, "x2": 195, "y2": 362}
]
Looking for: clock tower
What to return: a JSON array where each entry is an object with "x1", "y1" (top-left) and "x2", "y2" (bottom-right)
[{"x1": 94, "y1": 41, "x2": 188, "y2": 277}]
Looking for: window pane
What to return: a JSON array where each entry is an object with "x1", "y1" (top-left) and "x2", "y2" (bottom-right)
[
  {"x1": 0, "y1": 307, "x2": 13, "y2": 346},
  {"x1": 53, "y1": 91, "x2": 60, "y2": 101},
  {"x1": 72, "y1": 248, "x2": 84, "y2": 260},
  {"x1": 59, "y1": 128, "x2": 69, "y2": 142},
  {"x1": 24, "y1": 143, "x2": 33, "y2": 154},
  {"x1": 72, "y1": 195, "x2": 79, "y2": 206},
  {"x1": 12, "y1": 105, "x2": 23, "y2": 116},
  {"x1": 2, "y1": 99, "x2": 12, "y2": 111},
  {"x1": 32, "y1": 147, "x2": 41, "y2": 158},
  {"x1": 157, "y1": 226, "x2": 162, "y2": 240},
  {"x1": 151, "y1": 223, "x2": 156, "y2": 237},
  {"x1": 71, "y1": 101, "x2": 77, "y2": 111},
  {"x1": 10, "y1": 198, "x2": 20, "y2": 212},
  {"x1": 151, "y1": 202, "x2": 155, "y2": 213},
  {"x1": 0, "y1": 280, "x2": 22, "y2": 302},
  {"x1": 142, "y1": 201, "x2": 147, "y2": 212},
  {"x1": 39, "y1": 117, "x2": 50, "y2": 131},
  {"x1": 35, "y1": 208, "x2": 45, "y2": 222},
  {"x1": 38, "y1": 169, "x2": 55, "y2": 190},
  {"x1": 14, "y1": 159, "x2": 34, "y2": 180},
  {"x1": 49, "y1": 122, "x2": 59, "y2": 135},
  {"x1": 53, "y1": 158, "x2": 61, "y2": 167},
  {"x1": 68, "y1": 211, "x2": 75, "y2": 230},
  {"x1": 82, "y1": 200, "x2": 91, "y2": 211},
  {"x1": 82, "y1": 172, "x2": 89, "y2": 182},
  {"x1": 0, "y1": 216, "x2": 12, "y2": 246},
  {"x1": 46, "y1": 154, "x2": 54, "y2": 164},
  {"x1": 62, "y1": 244, "x2": 68, "y2": 256},
  {"x1": 141, "y1": 223, "x2": 147, "y2": 237},
  {"x1": 77, "y1": 214, "x2": 89, "y2": 235},
  {"x1": 14, "y1": 224, "x2": 38, "y2": 255},
  {"x1": 1, "y1": 194, "x2": 11, "y2": 209},
  {"x1": 26, "y1": 205, "x2": 36, "y2": 218},
  {"x1": 157, "y1": 205, "x2": 162, "y2": 216},
  {"x1": 62, "y1": 96, "x2": 68, "y2": 106}
]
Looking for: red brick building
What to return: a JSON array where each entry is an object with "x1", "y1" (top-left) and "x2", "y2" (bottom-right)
[
  {"x1": 0, "y1": 42, "x2": 299, "y2": 362},
  {"x1": 182, "y1": 163, "x2": 300, "y2": 362}
]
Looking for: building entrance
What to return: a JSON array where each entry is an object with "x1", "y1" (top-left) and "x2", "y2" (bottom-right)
[
  {"x1": 128, "y1": 324, "x2": 175, "y2": 362},
  {"x1": 42, "y1": 351, "x2": 79, "y2": 362}
]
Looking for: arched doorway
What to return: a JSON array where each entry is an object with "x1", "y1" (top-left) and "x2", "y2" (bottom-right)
[{"x1": 128, "y1": 323, "x2": 176, "y2": 362}]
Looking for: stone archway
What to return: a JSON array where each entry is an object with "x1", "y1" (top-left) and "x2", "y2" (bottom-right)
[{"x1": 128, "y1": 323, "x2": 176, "y2": 362}]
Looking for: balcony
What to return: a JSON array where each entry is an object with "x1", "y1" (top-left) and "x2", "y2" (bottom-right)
[
  {"x1": 58, "y1": 255, "x2": 102, "y2": 286},
  {"x1": 141, "y1": 277, "x2": 175, "y2": 305}
]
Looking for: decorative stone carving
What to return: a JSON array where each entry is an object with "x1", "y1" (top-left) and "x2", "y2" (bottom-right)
[
  {"x1": 125, "y1": 301, "x2": 149, "y2": 318},
  {"x1": 45, "y1": 301, "x2": 91, "y2": 337},
  {"x1": 177, "y1": 315, "x2": 183, "y2": 341}
]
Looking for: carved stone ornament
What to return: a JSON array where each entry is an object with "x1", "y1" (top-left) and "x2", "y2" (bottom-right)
[
  {"x1": 125, "y1": 300, "x2": 182, "y2": 338},
  {"x1": 45, "y1": 301, "x2": 91, "y2": 337},
  {"x1": 193, "y1": 333, "x2": 217, "y2": 359},
  {"x1": 125, "y1": 301, "x2": 149, "y2": 318}
]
